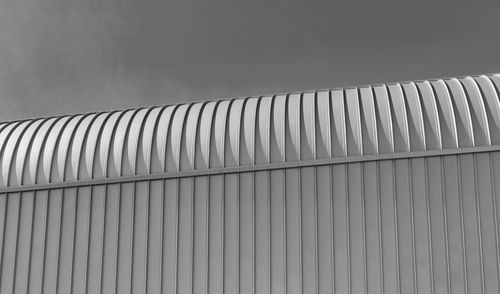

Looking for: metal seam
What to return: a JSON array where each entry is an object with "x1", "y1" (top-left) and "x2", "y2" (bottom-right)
[{"x1": 1, "y1": 145, "x2": 500, "y2": 193}]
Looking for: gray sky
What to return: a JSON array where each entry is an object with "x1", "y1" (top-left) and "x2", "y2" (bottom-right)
[{"x1": 1, "y1": 0, "x2": 499, "y2": 121}]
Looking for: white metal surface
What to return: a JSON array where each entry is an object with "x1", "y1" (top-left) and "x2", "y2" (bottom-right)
[{"x1": 0, "y1": 74, "x2": 500, "y2": 293}]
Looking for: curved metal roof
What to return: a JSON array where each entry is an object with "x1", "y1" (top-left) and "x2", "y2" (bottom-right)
[{"x1": 1, "y1": 74, "x2": 500, "y2": 188}]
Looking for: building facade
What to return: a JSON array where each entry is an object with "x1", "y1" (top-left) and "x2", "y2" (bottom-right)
[{"x1": 1, "y1": 74, "x2": 500, "y2": 293}]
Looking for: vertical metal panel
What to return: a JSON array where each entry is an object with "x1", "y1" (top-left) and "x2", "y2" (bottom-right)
[
  {"x1": 12, "y1": 190, "x2": 33, "y2": 294},
  {"x1": 442, "y1": 155, "x2": 466, "y2": 294},
  {"x1": 270, "y1": 169, "x2": 285, "y2": 294},
  {"x1": 379, "y1": 160, "x2": 399, "y2": 294},
  {"x1": 410, "y1": 158, "x2": 432, "y2": 294},
  {"x1": 427, "y1": 157, "x2": 449, "y2": 294},
  {"x1": 57, "y1": 187, "x2": 77, "y2": 294},
  {"x1": 162, "y1": 178, "x2": 178, "y2": 294},
  {"x1": 0, "y1": 153, "x2": 500, "y2": 293},
  {"x1": 178, "y1": 177, "x2": 194, "y2": 294},
  {"x1": 208, "y1": 175, "x2": 224, "y2": 294},
  {"x1": 28, "y1": 190, "x2": 48, "y2": 294},
  {"x1": 394, "y1": 159, "x2": 416, "y2": 294},
  {"x1": 0, "y1": 193, "x2": 5, "y2": 292},
  {"x1": 363, "y1": 161, "x2": 383, "y2": 294},
  {"x1": 459, "y1": 154, "x2": 483, "y2": 293},
  {"x1": 0, "y1": 192, "x2": 20, "y2": 294},
  {"x1": 132, "y1": 181, "x2": 149, "y2": 294},
  {"x1": 254, "y1": 170, "x2": 270, "y2": 294},
  {"x1": 475, "y1": 153, "x2": 499, "y2": 294},
  {"x1": 72, "y1": 186, "x2": 91, "y2": 294},
  {"x1": 285, "y1": 168, "x2": 302, "y2": 294},
  {"x1": 239, "y1": 172, "x2": 254, "y2": 294},
  {"x1": 347, "y1": 162, "x2": 366, "y2": 294},
  {"x1": 316, "y1": 165, "x2": 334, "y2": 294},
  {"x1": 224, "y1": 173, "x2": 239, "y2": 293},
  {"x1": 301, "y1": 166, "x2": 318, "y2": 294},
  {"x1": 146, "y1": 180, "x2": 165, "y2": 293},
  {"x1": 86, "y1": 185, "x2": 105, "y2": 294},
  {"x1": 333, "y1": 163, "x2": 349, "y2": 293},
  {"x1": 193, "y1": 176, "x2": 209, "y2": 294},
  {"x1": 42, "y1": 189, "x2": 63, "y2": 294},
  {"x1": 146, "y1": 180, "x2": 164, "y2": 294},
  {"x1": 491, "y1": 152, "x2": 500, "y2": 293},
  {"x1": 101, "y1": 184, "x2": 120, "y2": 294},
  {"x1": 116, "y1": 182, "x2": 134, "y2": 294}
]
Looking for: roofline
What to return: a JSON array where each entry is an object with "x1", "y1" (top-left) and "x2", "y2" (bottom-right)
[{"x1": 2, "y1": 72, "x2": 498, "y2": 124}]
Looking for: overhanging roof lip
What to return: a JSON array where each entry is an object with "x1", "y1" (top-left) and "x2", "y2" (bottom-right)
[
  {"x1": 1, "y1": 73, "x2": 500, "y2": 188},
  {"x1": 2, "y1": 144, "x2": 499, "y2": 193}
]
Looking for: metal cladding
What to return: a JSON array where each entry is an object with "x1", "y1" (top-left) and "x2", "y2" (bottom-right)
[
  {"x1": 1, "y1": 74, "x2": 500, "y2": 188},
  {"x1": 2, "y1": 74, "x2": 500, "y2": 294}
]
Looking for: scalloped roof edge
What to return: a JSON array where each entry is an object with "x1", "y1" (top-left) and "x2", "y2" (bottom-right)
[{"x1": 1, "y1": 73, "x2": 500, "y2": 189}]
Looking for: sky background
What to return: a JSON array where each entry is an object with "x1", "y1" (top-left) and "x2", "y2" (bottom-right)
[{"x1": 1, "y1": 0, "x2": 500, "y2": 121}]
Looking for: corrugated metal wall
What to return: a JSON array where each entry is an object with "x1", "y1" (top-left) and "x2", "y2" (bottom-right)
[
  {"x1": 2, "y1": 74, "x2": 500, "y2": 293},
  {"x1": 1, "y1": 152, "x2": 500, "y2": 294}
]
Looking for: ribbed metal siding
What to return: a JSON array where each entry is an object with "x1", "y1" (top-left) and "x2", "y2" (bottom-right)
[
  {"x1": 1, "y1": 74, "x2": 500, "y2": 189},
  {"x1": 0, "y1": 152, "x2": 499, "y2": 294},
  {"x1": 2, "y1": 73, "x2": 500, "y2": 294}
]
